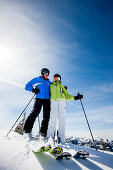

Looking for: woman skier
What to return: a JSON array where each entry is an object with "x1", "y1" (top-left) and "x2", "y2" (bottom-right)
[{"x1": 47, "y1": 74, "x2": 83, "y2": 144}]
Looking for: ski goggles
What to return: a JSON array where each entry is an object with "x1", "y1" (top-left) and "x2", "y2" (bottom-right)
[{"x1": 44, "y1": 73, "x2": 49, "y2": 76}]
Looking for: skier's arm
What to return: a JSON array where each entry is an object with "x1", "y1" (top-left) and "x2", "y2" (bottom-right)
[
  {"x1": 25, "y1": 77, "x2": 39, "y2": 92},
  {"x1": 62, "y1": 86, "x2": 74, "y2": 100}
]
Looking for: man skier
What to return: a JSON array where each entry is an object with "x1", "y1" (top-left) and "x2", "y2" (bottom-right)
[
  {"x1": 23, "y1": 68, "x2": 51, "y2": 139},
  {"x1": 47, "y1": 74, "x2": 83, "y2": 144}
]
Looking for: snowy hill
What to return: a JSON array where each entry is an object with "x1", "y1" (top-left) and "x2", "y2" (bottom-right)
[{"x1": 0, "y1": 130, "x2": 113, "y2": 170}]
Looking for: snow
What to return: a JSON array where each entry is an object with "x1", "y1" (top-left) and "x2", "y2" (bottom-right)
[{"x1": 0, "y1": 129, "x2": 113, "y2": 170}]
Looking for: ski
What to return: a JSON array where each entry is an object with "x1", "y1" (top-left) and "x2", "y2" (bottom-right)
[
  {"x1": 73, "y1": 150, "x2": 89, "y2": 159},
  {"x1": 30, "y1": 140, "x2": 63, "y2": 155},
  {"x1": 31, "y1": 144, "x2": 51, "y2": 153},
  {"x1": 56, "y1": 152, "x2": 72, "y2": 160},
  {"x1": 45, "y1": 146, "x2": 64, "y2": 159},
  {"x1": 30, "y1": 139, "x2": 89, "y2": 160},
  {"x1": 30, "y1": 138, "x2": 52, "y2": 153},
  {"x1": 50, "y1": 146, "x2": 63, "y2": 154},
  {"x1": 37, "y1": 145, "x2": 51, "y2": 152},
  {"x1": 55, "y1": 150, "x2": 89, "y2": 160},
  {"x1": 57, "y1": 143, "x2": 89, "y2": 160}
]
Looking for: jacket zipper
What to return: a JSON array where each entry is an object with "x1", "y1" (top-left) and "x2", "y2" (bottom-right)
[
  {"x1": 55, "y1": 84, "x2": 57, "y2": 100},
  {"x1": 43, "y1": 79, "x2": 46, "y2": 99}
]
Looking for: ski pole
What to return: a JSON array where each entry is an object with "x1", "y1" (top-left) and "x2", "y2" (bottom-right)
[
  {"x1": 6, "y1": 94, "x2": 36, "y2": 137},
  {"x1": 38, "y1": 115, "x2": 40, "y2": 132},
  {"x1": 78, "y1": 94, "x2": 95, "y2": 143},
  {"x1": 79, "y1": 97, "x2": 97, "y2": 150},
  {"x1": 22, "y1": 111, "x2": 26, "y2": 134}
]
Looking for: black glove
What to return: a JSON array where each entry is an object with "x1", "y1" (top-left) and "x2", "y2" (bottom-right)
[
  {"x1": 74, "y1": 93, "x2": 83, "y2": 100},
  {"x1": 32, "y1": 87, "x2": 40, "y2": 94}
]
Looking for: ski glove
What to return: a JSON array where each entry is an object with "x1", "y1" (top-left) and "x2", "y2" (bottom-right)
[
  {"x1": 74, "y1": 93, "x2": 83, "y2": 100},
  {"x1": 32, "y1": 87, "x2": 40, "y2": 94}
]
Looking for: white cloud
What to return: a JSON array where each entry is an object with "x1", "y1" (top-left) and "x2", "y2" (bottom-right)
[
  {"x1": 98, "y1": 83, "x2": 113, "y2": 93},
  {"x1": 105, "y1": 120, "x2": 113, "y2": 123},
  {"x1": 0, "y1": 78, "x2": 24, "y2": 88},
  {"x1": 66, "y1": 105, "x2": 113, "y2": 123}
]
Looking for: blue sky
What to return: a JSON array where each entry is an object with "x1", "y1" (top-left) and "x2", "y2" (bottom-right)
[{"x1": 0, "y1": 0, "x2": 113, "y2": 139}]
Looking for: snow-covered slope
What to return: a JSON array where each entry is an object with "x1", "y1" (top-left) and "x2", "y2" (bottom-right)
[{"x1": 0, "y1": 130, "x2": 113, "y2": 170}]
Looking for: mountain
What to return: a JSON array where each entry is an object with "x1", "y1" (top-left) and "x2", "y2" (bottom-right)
[
  {"x1": 0, "y1": 129, "x2": 113, "y2": 170},
  {"x1": 66, "y1": 136, "x2": 113, "y2": 152}
]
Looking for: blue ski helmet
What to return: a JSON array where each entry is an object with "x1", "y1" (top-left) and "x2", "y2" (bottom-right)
[{"x1": 41, "y1": 68, "x2": 50, "y2": 76}]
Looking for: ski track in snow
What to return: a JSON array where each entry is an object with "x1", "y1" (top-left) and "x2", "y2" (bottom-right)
[{"x1": 0, "y1": 130, "x2": 113, "y2": 170}]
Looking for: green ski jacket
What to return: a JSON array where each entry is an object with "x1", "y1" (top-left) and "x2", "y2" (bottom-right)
[{"x1": 50, "y1": 81, "x2": 74, "y2": 101}]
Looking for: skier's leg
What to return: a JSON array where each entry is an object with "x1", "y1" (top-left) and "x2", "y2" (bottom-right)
[
  {"x1": 23, "y1": 99, "x2": 42, "y2": 133},
  {"x1": 40, "y1": 99, "x2": 51, "y2": 136},
  {"x1": 58, "y1": 101, "x2": 66, "y2": 143},
  {"x1": 47, "y1": 101, "x2": 58, "y2": 138}
]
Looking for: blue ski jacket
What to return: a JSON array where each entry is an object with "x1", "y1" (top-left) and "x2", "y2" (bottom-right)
[{"x1": 25, "y1": 76, "x2": 51, "y2": 99}]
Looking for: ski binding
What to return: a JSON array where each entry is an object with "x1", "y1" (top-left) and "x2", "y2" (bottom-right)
[
  {"x1": 50, "y1": 147, "x2": 63, "y2": 155},
  {"x1": 73, "y1": 150, "x2": 89, "y2": 159},
  {"x1": 38, "y1": 145, "x2": 51, "y2": 152},
  {"x1": 56, "y1": 152, "x2": 72, "y2": 160}
]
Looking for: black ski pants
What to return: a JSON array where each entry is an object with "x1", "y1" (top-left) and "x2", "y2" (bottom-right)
[{"x1": 23, "y1": 98, "x2": 50, "y2": 136}]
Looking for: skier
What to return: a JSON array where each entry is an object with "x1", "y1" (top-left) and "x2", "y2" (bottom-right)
[
  {"x1": 23, "y1": 68, "x2": 51, "y2": 139},
  {"x1": 47, "y1": 74, "x2": 83, "y2": 144}
]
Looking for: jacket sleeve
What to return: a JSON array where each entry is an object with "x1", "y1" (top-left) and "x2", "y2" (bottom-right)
[
  {"x1": 25, "y1": 77, "x2": 39, "y2": 92},
  {"x1": 62, "y1": 85, "x2": 74, "y2": 100}
]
